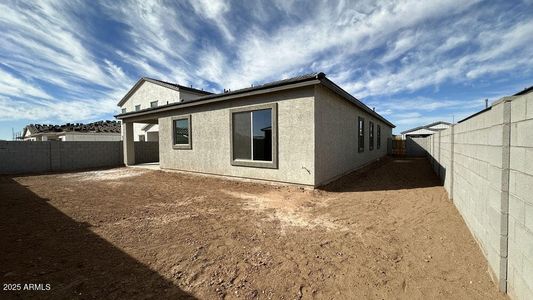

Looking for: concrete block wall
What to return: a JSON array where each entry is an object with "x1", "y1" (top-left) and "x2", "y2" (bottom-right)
[
  {"x1": 405, "y1": 137, "x2": 427, "y2": 156},
  {"x1": 420, "y1": 92, "x2": 533, "y2": 299},
  {"x1": 58, "y1": 142, "x2": 123, "y2": 171},
  {"x1": 0, "y1": 141, "x2": 159, "y2": 174},
  {"x1": 0, "y1": 141, "x2": 52, "y2": 174},
  {"x1": 508, "y1": 92, "x2": 533, "y2": 300},
  {"x1": 453, "y1": 102, "x2": 508, "y2": 288},
  {"x1": 439, "y1": 129, "x2": 453, "y2": 192},
  {"x1": 134, "y1": 142, "x2": 159, "y2": 164}
]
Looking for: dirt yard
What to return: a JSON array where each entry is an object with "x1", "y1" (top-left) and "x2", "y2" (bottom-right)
[{"x1": 1, "y1": 157, "x2": 505, "y2": 299}]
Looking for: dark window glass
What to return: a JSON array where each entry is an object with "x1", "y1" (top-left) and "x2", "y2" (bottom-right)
[
  {"x1": 232, "y1": 109, "x2": 273, "y2": 161},
  {"x1": 377, "y1": 125, "x2": 381, "y2": 149},
  {"x1": 358, "y1": 117, "x2": 365, "y2": 152},
  {"x1": 150, "y1": 101, "x2": 158, "y2": 108},
  {"x1": 252, "y1": 109, "x2": 272, "y2": 161},
  {"x1": 369, "y1": 121, "x2": 374, "y2": 151},
  {"x1": 135, "y1": 105, "x2": 141, "y2": 111},
  {"x1": 121, "y1": 108, "x2": 126, "y2": 114},
  {"x1": 232, "y1": 112, "x2": 251, "y2": 160},
  {"x1": 173, "y1": 119, "x2": 189, "y2": 145}
]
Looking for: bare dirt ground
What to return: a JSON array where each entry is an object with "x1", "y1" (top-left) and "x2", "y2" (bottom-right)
[{"x1": 1, "y1": 157, "x2": 506, "y2": 299}]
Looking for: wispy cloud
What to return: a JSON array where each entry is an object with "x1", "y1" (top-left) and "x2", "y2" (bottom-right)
[{"x1": 0, "y1": 0, "x2": 532, "y2": 137}]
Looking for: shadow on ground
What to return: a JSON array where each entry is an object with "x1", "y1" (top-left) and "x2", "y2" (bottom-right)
[
  {"x1": 322, "y1": 156, "x2": 442, "y2": 192},
  {"x1": 0, "y1": 177, "x2": 195, "y2": 299}
]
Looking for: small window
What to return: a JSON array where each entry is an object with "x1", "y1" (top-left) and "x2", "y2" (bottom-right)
[
  {"x1": 358, "y1": 117, "x2": 365, "y2": 153},
  {"x1": 230, "y1": 103, "x2": 277, "y2": 168},
  {"x1": 369, "y1": 121, "x2": 374, "y2": 151},
  {"x1": 138, "y1": 135, "x2": 145, "y2": 142},
  {"x1": 135, "y1": 105, "x2": 141, "y2": 111},
  {"x1": 121, "y1": 108, "x2": 126, "y2": 114},
  {"x1": 172, "y1": 115, "x2": 191, "y2": 149},
  {"x1": 377, "y1": 125, "x2": 381, "y2": 149},
  {"x1": 150, "y1": 101, "x2": 158, "y2": 108}
]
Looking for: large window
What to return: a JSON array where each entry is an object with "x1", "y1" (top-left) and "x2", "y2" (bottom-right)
[
  {"x1": 377, "y1": 125, "x2": 381, "y2": 149},
  {"x1": 172, "y1": 115, "x2": 191, "y2": 149},
  {"x1": 231, "y1": 103, "x2": 277, "y2": 168},
  {"x1": 369, "y1": 121, "x2": 374, "y2": 151},
  {"x1": 358, "y1": 117, "x2": 365, "y2": 153}
]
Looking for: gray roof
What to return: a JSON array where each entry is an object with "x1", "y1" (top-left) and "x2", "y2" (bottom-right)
[
  {"x1": 401, "y1": 121, "x2": 451, "y2": 134},
  {"x1": 459, "y1": 85, "x2": 533, "y2": 124},
  {"x1": 514, "y1": 85, "x2": 533, "y2": 96},
  {"x1": 116, "y1": 72, "x2": 395, "y2": 128}
]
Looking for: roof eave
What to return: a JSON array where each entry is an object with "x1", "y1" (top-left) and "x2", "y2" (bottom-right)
[
  {"x1": 318, "y1": 77, "x2": 396, "y2": 128},
  {"x1": 115, "y1": 77, "x2": 322, "y2": 119},
  {"x1": 117, "y1": 77, "x2": 214, "y2": 107},
  {"x1": 115, "y1": 73, "x2": 396, "y2": 129},
  {"x1": 117, "y1": 77, "x2": 182, "y2": 107}
]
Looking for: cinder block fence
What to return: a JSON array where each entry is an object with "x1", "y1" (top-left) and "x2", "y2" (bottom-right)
[
  {"x1": 412, "y1": 92, "x2": 533, "y2": 299},
  {"x1": 0, "y1": 141, "x2": 158, "y2": 174}
]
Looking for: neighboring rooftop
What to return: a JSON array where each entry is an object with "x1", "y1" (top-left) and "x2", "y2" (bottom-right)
[
  {"x1": 459, "y1": 83, "x2": 533, "y2": 123},
  {"x1": 116, "y1": 72, "x2": 395, "y2": 128},
  {"x1": 146, "y1": 77, "x2": 214, "y2": 95},
  {"x1": 23, "y1": 120, "x2": 121, "y2": 136},
  {"x1": 117, "y1": 77, "x2": 214, "y2": 107},
  {"x1": 401, "y1": 121, "x2": 451, "y2": 135}
]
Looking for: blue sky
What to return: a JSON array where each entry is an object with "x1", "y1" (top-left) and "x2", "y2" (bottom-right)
[{"x1": 0, "y1": 0, "x2": 532, "y2": 140}]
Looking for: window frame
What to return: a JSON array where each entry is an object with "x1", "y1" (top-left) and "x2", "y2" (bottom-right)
[
  {"x1": 171, "y1": 115, "x2": 192, "y2": 150},
  {"x1": 369, "y1": 121, "x2": 374, "y2": 151},
  {"x1": 150, "y1": 101, "x2": 158, "y2": 108},
  {"x1": 229, "y1": 103, "x2": 278, "y2": 169},
  {"x1": 121, "y1": 108, "x2": 126, "y2": 114},
  {"x1": 358, "y1": 117, "x2": 365, "y2": 153},
  {"x1": 135, "y1": 105, "x2": 141, "y2": 111},
  {"x1": 377, "y1": 125, "x2": 381, "y2": 149}
]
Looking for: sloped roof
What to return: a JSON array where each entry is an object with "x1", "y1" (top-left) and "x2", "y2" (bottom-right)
[
  {"x1": 514, "y1": 85, "x2": 533, "y2": 96},
  {"x1": 117, "y1": 77, "x2": 213, "y2": 107},
  {"x1": 116, "y1": 72, "x2": 395, "y2": 128},
  {"x1": 401, "y1": 121, "x2": 451, "y2": 135},
  {"x1": 23, "y1": 120, "x2": 121, "y2": 137}
]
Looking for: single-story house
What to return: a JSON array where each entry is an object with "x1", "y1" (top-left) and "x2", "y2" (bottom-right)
[
  {"x1": 400, "y1": 121, "x2": 451, "y2": 139},
  {"x1": 21, "y1": 121, "x2": 122, "y2": 141},
  {"x1": 115, "y1": 72, "x2": 395, "y2": 187}
]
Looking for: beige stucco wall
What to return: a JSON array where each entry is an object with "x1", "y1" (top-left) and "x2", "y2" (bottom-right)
[
  {"x1": 120, "y1": 81, "x2": 180, "y2": 113},
  {"x1": 121, "y1": 81, "x2": 209, "y2": 113},
  {"x1": 158, "y1": 86, "x2": 316, "y2": 185},
  {"x1": 121, "y1": 83, "x2": 395, "y2": 186},
  {"x1": 314, "y1": 85, "x2": 392, "y2": 186}
]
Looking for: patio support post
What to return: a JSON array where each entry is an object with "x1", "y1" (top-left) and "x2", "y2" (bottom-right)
[{"x1": 123, "y1": 121, "x2": 135, "y2": 166}]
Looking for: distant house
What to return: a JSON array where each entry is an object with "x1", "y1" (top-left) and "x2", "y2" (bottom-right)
[
  {"x1": 401, "y1": 121, "x2": 451, "y2": 139},
  {"x1": 118, "y1": 77, "x2": 212, "y2": 143},
  {"x1": 21, "y1": 121, "x2": 121, "y2": 141},
  {"x1": 133, "y1": 123, "x2": 159, "y2": 142},
  {"x1": 115, "y1": 72, "x2": 395, "y2": 187}
]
